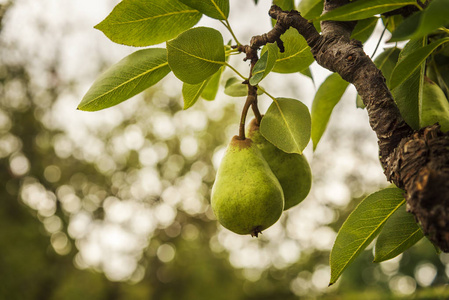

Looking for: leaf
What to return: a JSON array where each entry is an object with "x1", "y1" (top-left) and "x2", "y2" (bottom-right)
[
  {"x1": 391, "y1": 38, "x2": 426, "y2": 129},
  {"x1": 250, "y1": 43, "x2": 277, "y2": 86},
  {"x1": 95, "y1": 0, "x2": 202, "y2": 47},
  {"x1": 390, "y1": 38, "x2": 449, "y2": 90},
  {"x1": 382, "y1": 15, "x2": 404, "y2": 34},
  {"x1": 182, "y1": 79, "x2": 210, "y2": 110},
  {"x1": 388, "y1": 11, "x2": 422, "y2": 42},
  {"x1": 351, "y1": 17, "x2": 378, "y2": 44},
  {"x1": 318, "y1": 0, "x2": 415, "y2": 21},
  {"x1": 297, "y1": 0, "x2": 323, "y2": 20},
  {"x1": 78, "y1": 48, "x2": 170, "y2": 111},
  {"x1": 374, "y1": 47, "x2": 402, "y2": 82},
  {"x1": 260, "y1": 98, "x2": 311, "y2": 154},
  {"x1": 269, "y1": 28, "x2": 314, "y2": 74},
  {"x1": 300, "y1": 67, "x2": 314, "y2": 81},
  {"x1": 374, "y1": 205, "x2": 423, "y2": 263},
  {"x1": 390, "y1": 0, "x2": 449, "y2": 42},
  {"x1": 356, "y1": 95, "x2": 365, "y2": 109},
  {"x1": 224, "y1": 77, "x2": 246, "y2": 97},
  {"x1": 311, "y1": 73, "x2": 349, "y2": 150},
  {"x1": 202, "y1": 66, "x2": 224, "y2": 100},
  {"x1": 420, "y1": 77, "x2": 449, "y2": 132},
  {"x1": 429, "y1": 54, "x2": 449, "y2": 99},
  {"x1": 224, "y1": 77, "x2": 263, "y2": 97},
  {"x1": 178, "y1": 0, "x2": 229, "y2": 20},
  {"x1": 167, "y1": 27, "x2": 226, "y2": 84},
  {"x1": 273, "y1": 0, "x2": 295, "y2": 11},
  {"x1": 329, "y1": 187, "x2": 405, "y2": 285}
]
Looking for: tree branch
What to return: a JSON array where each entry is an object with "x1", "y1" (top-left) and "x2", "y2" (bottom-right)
[{"x1": 268, "y1": 3, "x2": 449, "y2": 251}]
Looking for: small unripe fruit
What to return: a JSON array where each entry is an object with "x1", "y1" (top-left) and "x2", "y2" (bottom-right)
[
  {"x1": 247, "y1": 118, "x2": 312, "y2": 210},
  {"x1": 211, "y1": 136, "x2": 284, "y2": 237}
]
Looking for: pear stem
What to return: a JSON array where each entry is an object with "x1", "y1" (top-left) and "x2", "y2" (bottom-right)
[
  {"x1": 239, "y1": 93, "x2": 252, "y2": 139},
  {"x1": 252, "y1": 96, "x2": 262, "y2": 125},
  {"x1": 239, "y1": 82, "x2": 260, "y2": 139},
  {"x1": 236, "y1": 43, "x2": 261, "y2": 139}
]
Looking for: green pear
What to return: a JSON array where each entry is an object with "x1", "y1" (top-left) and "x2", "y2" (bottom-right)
[
  {"x1": 211, "y1": 136, "x2": 284, "y2": 237},
  {"x1": 247, "y1": 118, "x2": 312, "y2": 210}
]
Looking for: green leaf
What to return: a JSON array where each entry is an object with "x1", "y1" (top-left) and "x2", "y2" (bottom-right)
[
  {"x1": 356, "y1": 95, "x2": 365, "y2": 109},
  {"x1": 95, "y1": 0, "x2": 202, "y2": 47},
  {"x1": 182, "y1": 79, "x2": 210, "y2": 110},
  {"x1": 270, "y1": 28, "x2": 314, "y2": 74},
  {"x1": 351, "y1": 17, "x2": 378, "y2": 44},
  {"x1": 297, "y1": 0, "x2": 323, "y2": 20},
  {"x1": 274, "y1": 0, "x2": 295, "y2": 11},
  {"x1": 374, "y1": 205, "x2": 423, "y2": 263},
  {"x1": 260, "y1": 98, "x2": 311, "y2": 154},
  {"x1": 224, "y1": 77, "x2": 246, "y2": 97},
  {"x1": 420, "y1": 77, "x2": 449, "y2": 132},
  {"x1": 391, "y1": 38, "x2": 426, "y2": 130},
  {"x1": 318, "y1": 0, "x2": 415, "y2": 21},
  {"x1": 390, "y1": 38, "x2": 449, "y2": 90},
  {"x1": 250, "y1": 43, "x2": 277, "y2": 86},
  {"x1": 330, "y1": 187, "x2": 405, "y2": 285},
  {"x1": 311, "y1": 73, "x2": 349, "y2": 150},
  {"x1": 224, "y1": 77, "x2": 263, "y2": 97},
  {"x1": 429, "y1": 55, "x2": 449, "y2": 99},
  {"x1": 382, "y1": 15, "x2": 404, "y2": 34},
  {"x1": 388, "y1": 11, "x2": 422, "y2": 42},
  {"x1": 202, "y1": 66, "x2": 224, "y2": 100},
  {"x1": 375, "y1": 47, "x2": 402, "y2": 82},
  {"x1": 271, "y1": 0, "x2": 296, "y2": 26},
  {"x1": 300, "y1": 67, "x2": 314, "y2": 81},
  {"x1": 78, "y1": 48, "x2": 170, "y2": 111},
  {"x1": 167, "y1": 27, "x2": 226, "y2": 84},
  {"x1": 390, "y1": 0, "x2": 449, "y2": 42},
  {"x1": 178, "y1": 0, "x2": 229, "y2": 20}
]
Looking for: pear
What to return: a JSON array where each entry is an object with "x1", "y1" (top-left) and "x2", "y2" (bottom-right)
[
  {"x1": 211, "y1": 136, "x2": 284, "y2": 237},
  {"x1": 247, "y1": 118, "x2": 312, "y2": 210}
]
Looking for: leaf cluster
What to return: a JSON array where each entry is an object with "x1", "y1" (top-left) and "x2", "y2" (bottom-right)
[{"x1": 79, "y1": 0, "x2": 449, "y2": 286}]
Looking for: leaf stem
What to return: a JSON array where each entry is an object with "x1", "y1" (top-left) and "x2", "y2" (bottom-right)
[
  {"x1": 221, "y1": 19, "x2": 242, "y2": 46},
  {"x1": 371, "y1": 19, "x2": 388, "y2": 58},
  {"x1": 225, "y1": 49, "x2": 240, "y2": 55},
  {"x1": 225, "y1": 62, "x2": 248, "y2": 81},
  {"x1": 257, "y1": 85, "x2": 276, "y2": 102}
]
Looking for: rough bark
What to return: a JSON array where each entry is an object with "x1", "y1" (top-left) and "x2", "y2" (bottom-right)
[{"x1": 268, "y1": 3, "x2": 449, "y2": 251}]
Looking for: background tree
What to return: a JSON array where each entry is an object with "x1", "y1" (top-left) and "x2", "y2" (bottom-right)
[{"x1": 2, "y1": 0, "x2": 449, "y2": 299}]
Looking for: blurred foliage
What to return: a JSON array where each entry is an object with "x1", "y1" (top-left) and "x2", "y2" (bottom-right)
[{"x1": 1, "y1": 2, "x2": 449, "y2": 300}]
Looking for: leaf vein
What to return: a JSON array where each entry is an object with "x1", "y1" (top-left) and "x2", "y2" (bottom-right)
[
  {"x1": 87, "y1": 62, "x2": 168, "y2": 105},
  {"x1": 110, "y1": 10, "x2": 198, "y2": 25}
]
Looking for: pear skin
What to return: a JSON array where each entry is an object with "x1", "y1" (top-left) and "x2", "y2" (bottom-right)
[
  {"x1": 211, "y1": 136, "x2": 284, "y2": 237},
  {"x1": 247, "y1": 118, "x2": 312, "y2": 210}
]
